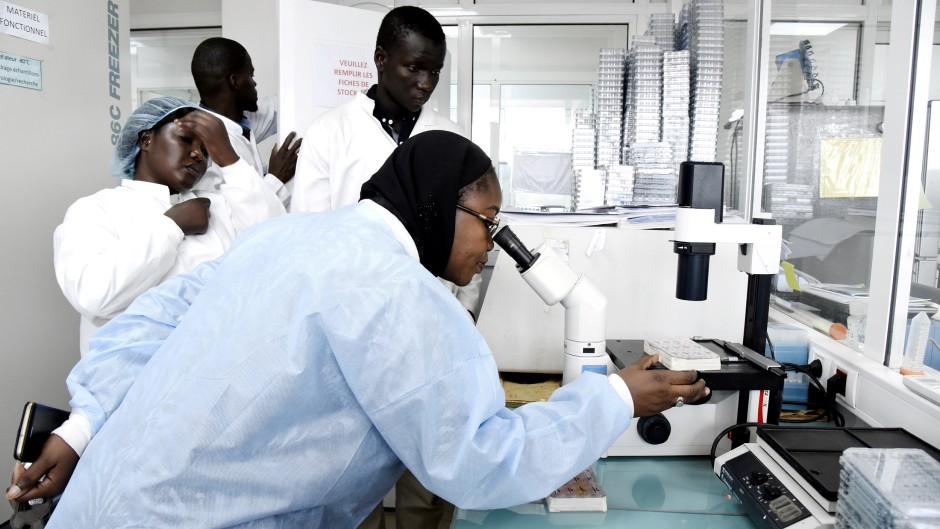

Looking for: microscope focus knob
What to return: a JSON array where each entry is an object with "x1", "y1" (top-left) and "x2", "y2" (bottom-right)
[{"x1": 637, "y1": 414, "x2": 671, "y2": 445}]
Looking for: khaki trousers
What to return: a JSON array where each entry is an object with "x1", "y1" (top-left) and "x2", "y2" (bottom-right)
[{"x1": 357, "y1": 469, "x2": 455, "y2": 529}]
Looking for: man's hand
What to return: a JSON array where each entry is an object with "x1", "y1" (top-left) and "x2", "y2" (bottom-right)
[
  {"x1": 618, "y1": 354, "x2": 710, "y2": 417},
  {"x1": 267, "y1": 131, "x2": 303, "y2": 184},
  {"x1": 165, "y1": 197, "x2": 211, "y2": 235},
  {"x1": 7, "y1": 435, "x2": 79, "y2": 502}
]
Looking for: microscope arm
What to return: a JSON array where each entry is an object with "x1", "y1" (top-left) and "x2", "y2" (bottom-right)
[
  {"x1": 561, "y1": 275, "x2": 607, "y2": 346},
  {"x1": 675, "y1": 208, "x2": 782, "y2": 275},
  {"x1": 517, "y1": 242, "x2": 607, "y2": 347},
  {"x1": 494, "y1": 227, "x2": 610, "y2": 385}
]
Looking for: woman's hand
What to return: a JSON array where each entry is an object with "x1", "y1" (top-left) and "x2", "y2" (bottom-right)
[
  {"x1": 175, "y1": 111, "x2": 240, "y2": 167},
  {"x1": 617, "y1": 354, "x2": 710, "y2": 417},
  {"x1": 7, "y1": 435, "x2": 79, "y2": 502},
  {"x1": 165, "y1": 197, "x2": 211, "y2": 235}
]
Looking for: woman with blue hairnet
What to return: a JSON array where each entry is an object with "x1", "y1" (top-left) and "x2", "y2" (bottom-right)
[
  {"x1": 38, "y1": 97, "x2": 286, "y2": 486},
  {"x1": 13, "y1": 131, "x2": 707, "y2": 527},
  {"x1": 54, "y1": 96, "x2": 286, "y2": 358}
]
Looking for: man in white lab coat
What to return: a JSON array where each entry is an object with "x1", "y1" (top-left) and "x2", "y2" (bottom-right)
[
  {"x1": 290, "y1": 6, "x2": 475, "y2": 528},
  {"x1": 191, "y1": 37, "x2": 302, "y2": 209}
]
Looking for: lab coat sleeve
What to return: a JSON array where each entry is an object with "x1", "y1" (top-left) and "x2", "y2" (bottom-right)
[
  {"x1": 332, "y1": 277, "x2": 634, "y2": 510},
  {"x1": 263, "y1": 172, "x2": 291, "y2": 209},
  {"x1": 289, "y1": 118, "x2": 333, "y2": 213},
  {"x1": 53, "y1": 195, "x2": 185, "y2": 321},
  {"x1": 65, "y1": 259, "x2": 220, "y2": 439},
  {"x1": 215, "y1": 158, "x2": 286, "y2": 231},
  {"x1": 387, "y1": 370, "x2": 632, "y2": 510}
]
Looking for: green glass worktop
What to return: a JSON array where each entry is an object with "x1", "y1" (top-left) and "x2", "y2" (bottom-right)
[{"x1": 452, "y1": 456, "x2": 758, "y2": 529}]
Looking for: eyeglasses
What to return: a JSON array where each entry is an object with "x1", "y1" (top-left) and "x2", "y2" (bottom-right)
[{"x1": 456, "y1": 204, "x2": 500, "y2": 236}]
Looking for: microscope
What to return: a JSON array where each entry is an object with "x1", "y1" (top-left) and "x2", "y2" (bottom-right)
[
  {"x1": 493, "y1": 227, "x2": 612, "y2": 386},
  {"x1": 491, "y1": 161, "x2": 783, "y2": 385},
  {"x1": 490, "y1": 161, "x2": 787, "y2": 456},
  {"x1": 672, "y1": 161, "x2": 783, "y2": 355}
]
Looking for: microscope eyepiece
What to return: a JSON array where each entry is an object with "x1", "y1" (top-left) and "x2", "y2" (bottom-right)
[{"x1": 493, "y1": 226, "x2": 539, "y2": 273}]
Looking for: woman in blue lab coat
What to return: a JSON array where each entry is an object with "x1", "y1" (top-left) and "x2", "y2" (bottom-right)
[{"x1": 15, "y1": 131, "x2": 707, "y2": 528}]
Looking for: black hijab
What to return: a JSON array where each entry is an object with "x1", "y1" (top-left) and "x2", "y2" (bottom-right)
[{"x1": 360, "y1": 130, "x2": 492, "y2": 277}]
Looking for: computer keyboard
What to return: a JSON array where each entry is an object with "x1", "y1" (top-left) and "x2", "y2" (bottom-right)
[{"x1": 644, "y1": 338, "x2": 722, "y2": 371}]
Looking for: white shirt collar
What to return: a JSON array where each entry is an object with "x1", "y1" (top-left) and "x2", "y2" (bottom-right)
[
  {"x1": 199, "y1": 106, "x2": 246, "y2": 140},
  {"x1": 121, "y1": 178, "x2": 170, "y2": 196},
  {"x1": 121, "y1": 179, "x2": 193, "y2": 205},
  {"x1": 360, "y1": 199, "x2": 419, "y2": 261}
]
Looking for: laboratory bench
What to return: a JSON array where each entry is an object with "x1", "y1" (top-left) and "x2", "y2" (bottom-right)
[{"x1": 451, "y1": 455, "x2": 758, "y2": 528}]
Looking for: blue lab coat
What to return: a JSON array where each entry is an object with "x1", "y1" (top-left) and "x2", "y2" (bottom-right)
[{"x1": 48, "y1": 202, "x2": 634, "y2": 528}]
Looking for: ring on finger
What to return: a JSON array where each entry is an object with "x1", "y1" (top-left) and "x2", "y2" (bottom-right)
[{"x1": 675, "y1": 396, "x2": 684, "y2": 408}]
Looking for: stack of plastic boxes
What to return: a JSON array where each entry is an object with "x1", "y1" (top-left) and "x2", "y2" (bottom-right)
[
  {"x1": 676, "y1": 4, "x2": 690, "y2": 51},
  {"x1": 630, "y1": 142, "x2": 675, "y2": 204},
  {"x1": 648, "y1": 13, "x2": 676, "y2": 52},
  {"x1": 764, "y1": 104, "x2": 790, "y2": 185},
  {"x1": 572, "y1": 168, "x2": 608, "y2": 211},
  {"x1": 571, "y1": 108, "x2": 601, "y2": 211},
  {"x1": 605, "y1": 165, "x2": 635, "y2": 206},
  {"x1": 768, "y1": 183, "x2": 814, "y2": 224},
  {"x1": 571, "y1": 108, "x2": 596, "y2": 171},
  {"x1": 765, "y1": 322, "x2": 810, "y2": 410},
  {"x1": 621, "y1": 49, "x2": 636, "y2": 164},
  {"x1": 628, "y1": 36, "x2": 674, "y2": 203},
  {"x1": 662, "y1": 50, "x2": 691, "y2": 181},
  {"x1": 835, "y1": 448, "x2": 940, "y2": 528},
  {"x1": 631, "y1": 37, "x2": 663, "y2": 146},
  {"x1": 688, "y1": 0, "x2": 723, "y2": 162},
  {"x1": 595, "y1": 48, "x2": 627, "y2": 169}
]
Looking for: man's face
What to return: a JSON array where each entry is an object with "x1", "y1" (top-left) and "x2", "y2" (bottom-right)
[
  {"x1": 374, "y1": 31, "x2": 446, "y2": 117},
  {"x1": 442, "y1": 177, "x2": 502, "y2": 287},
  {"x1": 234, "y1": 57, "x2": 258, "y2": 113}
]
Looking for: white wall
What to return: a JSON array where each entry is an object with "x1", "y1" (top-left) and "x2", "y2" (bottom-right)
[
  {"x1": 0, "y1": 0, "x2": 130, "y2": 519},
  {"x1": 129, "y1": 0, "x2": 220, "y2": 29},
  {"x1": 223, "y1": 0, "x2": 280, "y2": 153}
]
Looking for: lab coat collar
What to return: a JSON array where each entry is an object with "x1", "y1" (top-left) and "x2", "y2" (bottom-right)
[
  {"x1": 360, "y1": 199, "x2": 419, "y2": 261},
  {"x1": 199, "y1": 103, "x2": 252, "y2": 142},
  {"x1": 121, "y1": 179, "x2": 194, "y2": 205},
  {"x1": 365, "y1": 84, "x2": 420, "y2": 144}
]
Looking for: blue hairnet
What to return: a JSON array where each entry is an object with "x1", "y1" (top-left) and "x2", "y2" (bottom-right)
[{"x1": 110, "y1": 96, "x2": 198, "y2": 179}]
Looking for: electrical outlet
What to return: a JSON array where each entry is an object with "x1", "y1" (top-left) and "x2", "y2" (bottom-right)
[
  {"x1": 833, "y1": 364, "x2": 858, "y2": 407},
  {"x1": 808, "y1": 348, "x2": 835, "y2": 380},
  {"x1": 807, "y1": 347, "x2": 859, "y2": 406}
]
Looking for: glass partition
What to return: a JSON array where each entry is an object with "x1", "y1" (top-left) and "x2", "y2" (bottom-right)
[
  {"x1": 471, "y1": 24, "x2": 629, "y2": 210},
  {"x1": 130, "y1": 28, "x2": 222, "y2": 110},
  {"x1": 761, "y1": 10, "x2": 882, "y2": 351},
  {"x1": 430, "y1": 25, "x2": 458, "y2": 122},
  {"x1": 760, "y1": 1, "x2": 939, "y2": 369}
]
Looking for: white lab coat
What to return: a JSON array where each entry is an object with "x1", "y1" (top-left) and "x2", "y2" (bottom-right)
[
  {"x1": 53, "y1": 159, "x2": 285, "y2": 357},
  {"x1": 195, "y1": 96, "x2": 292, "y2": 208},
  {"x1": 291, "y1": 92, "x2": 481, "y2": 315},
  {"x1": 291, "y1": 92, "x2": 463, "y2": 214},
  {"x1": 49, "y1": 202, "x2": 634, "y2": 528}
]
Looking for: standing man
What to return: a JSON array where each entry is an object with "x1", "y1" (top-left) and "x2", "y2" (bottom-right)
[
  {"x1": 290, "y1": 6, "x2": 472, "y2": 528},
  {"x1": 191, "y1": 37, "x2": 302, "y2": 208}
]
